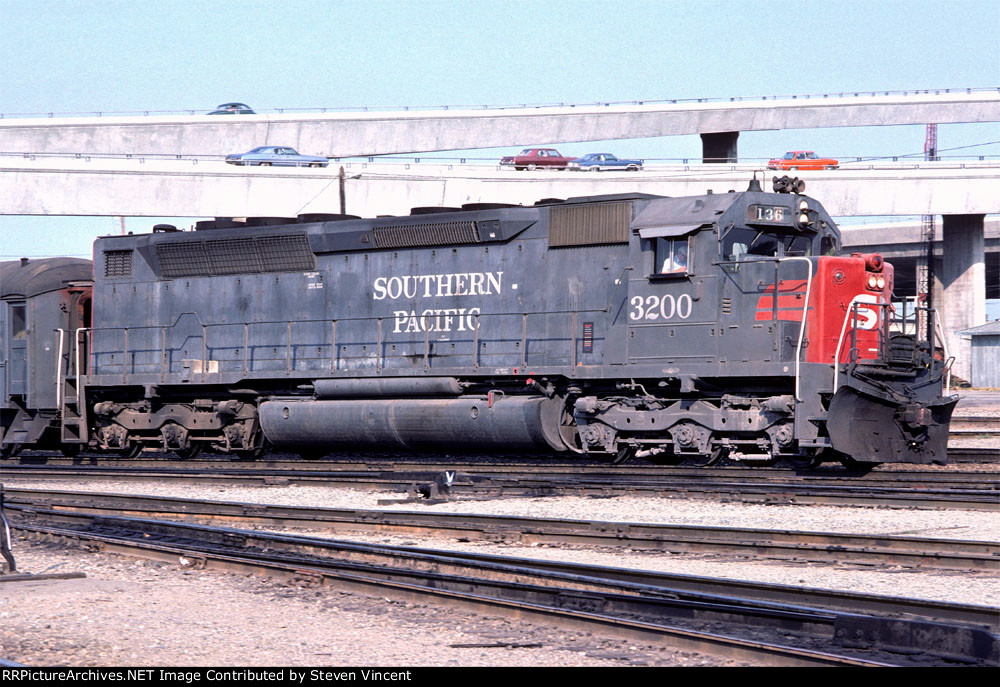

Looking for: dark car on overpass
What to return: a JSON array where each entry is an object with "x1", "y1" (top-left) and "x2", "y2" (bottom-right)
[{"x1": 208, "y1": 102, "x2": 256, "y2": 115}]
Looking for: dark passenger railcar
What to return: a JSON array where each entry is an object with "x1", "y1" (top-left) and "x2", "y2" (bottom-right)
[{"x1": 1, "y1": 258, "x2": 92, "y2": 456}]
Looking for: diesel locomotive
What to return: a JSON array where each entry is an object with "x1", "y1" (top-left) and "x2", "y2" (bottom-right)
[{"x1": 1, "y1": 179, "x2": 957, "y2": 466}]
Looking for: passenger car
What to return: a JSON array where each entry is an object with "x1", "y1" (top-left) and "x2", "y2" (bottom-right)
[
  {"x1": 767, "y1": 151, "x2": 838, "y2": 170},
  {"x1": 208, "y1": 102, "x2": 256, "y2": 115},
  {"x1": 499, "y1": 148, "x2": 576, "y2": 170},
  {"x1": 225, "y1": 146, "x2": 329, "y2": 167},
  {"x1": 569, "y1": 153, "x2": 643, "y2": 171}
]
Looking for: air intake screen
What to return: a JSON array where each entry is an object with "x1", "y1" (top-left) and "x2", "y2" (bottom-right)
[
  {"x1": 549, "y1": 202, "x2": 631, "y2": 247},
  {"x1": 104, "y1": 250, "x2": 134, "y2": 278},
  {"x1": 373, "y1": 221, "x2": 480, "y2": 249},
  {"x1": 156, "y1": 234, "x2": 315, "y2": 277}
]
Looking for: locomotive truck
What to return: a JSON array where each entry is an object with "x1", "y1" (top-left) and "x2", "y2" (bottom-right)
[{"x1": 0, "y1": 178, "x2": 957, "y2": 467}]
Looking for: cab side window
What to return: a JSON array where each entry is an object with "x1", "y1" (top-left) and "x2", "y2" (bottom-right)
[{"x1": 656, "y1": 238, "x2": 689, "y2": 275}]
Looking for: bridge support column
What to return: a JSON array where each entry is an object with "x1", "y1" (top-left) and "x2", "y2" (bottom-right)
[
  {"x1": 939, "y1": 214, "x2": 986, "y2": 383},
  {"x1": 700, "y1": 131, "x2": 739, "y2": 163}
]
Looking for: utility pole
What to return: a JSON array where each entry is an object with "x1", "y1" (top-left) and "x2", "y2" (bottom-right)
[{"x1": 920, "y1": 123, "x2": 938, "y2": 343}]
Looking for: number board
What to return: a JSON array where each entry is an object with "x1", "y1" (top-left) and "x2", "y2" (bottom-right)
[{"x1": 747, "y1": 204, "x2": 790, "y2": 224}]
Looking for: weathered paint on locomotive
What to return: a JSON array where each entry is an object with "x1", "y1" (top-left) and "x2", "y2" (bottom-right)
[{"x1": 73, "y1": 184, "x2": 955, "y2": 465}]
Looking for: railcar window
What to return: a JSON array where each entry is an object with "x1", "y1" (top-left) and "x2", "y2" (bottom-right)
[
  {"x1": 656, "y1": 238, "x2": 689, "y2": 275},
  {"x1": 821, "y1": 235, "x2": 837, "y2": 256},
  {"x1": 10, "y1": 304, "x2": 26, "y2": 340}
]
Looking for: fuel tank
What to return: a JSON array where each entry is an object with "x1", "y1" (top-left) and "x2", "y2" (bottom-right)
[{"x1": 259, "y1": 396, "x2": 567, "y2": 452}]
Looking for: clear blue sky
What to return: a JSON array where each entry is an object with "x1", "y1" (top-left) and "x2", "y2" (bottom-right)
[{"x1": 1, "y1": 0, "x2": 998, "y2": 258}]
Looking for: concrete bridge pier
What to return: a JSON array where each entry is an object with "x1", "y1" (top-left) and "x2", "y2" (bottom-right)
[
  {"x1": 939, "y1": 214, "x2": 986, "y2": 383},
  {"x1": 700, "y1": 131, "x2": 739, "y2": 163}
]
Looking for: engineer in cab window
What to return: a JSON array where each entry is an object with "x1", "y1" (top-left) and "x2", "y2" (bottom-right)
[{"x1": 658, "y1": 239, "x2": 688, "y2": 274}]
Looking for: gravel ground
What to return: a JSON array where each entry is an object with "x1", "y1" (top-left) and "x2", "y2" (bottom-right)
[
  {"x1": 2, "y1": 479, "x2": 998, "y2": 667},
  {"x1": 3, "y1": 538, "x2": 742, "y2": 667}
]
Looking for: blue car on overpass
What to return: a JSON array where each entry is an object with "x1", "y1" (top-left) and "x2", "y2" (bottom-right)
[
  {"x1": 569, "y1": 153, "x2": 643, "y2": 171},
  {"x1": 225, "y1": 146, "x2": 329, "y2": 167}
]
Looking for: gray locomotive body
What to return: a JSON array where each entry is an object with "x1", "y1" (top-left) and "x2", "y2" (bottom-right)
[{"x1": 61, "y1": 185, "x2": 955, "y2": 465}]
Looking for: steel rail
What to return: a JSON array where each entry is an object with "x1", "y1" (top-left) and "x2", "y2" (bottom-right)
[
  {"x1": 3, "y1": 461, "x2": 996, "y2": 488},
  {"x1": 7, "y1": 488, "x2": 998, "y2": 575},
  {"x1": 11, "y1": 508, "x2": 994, "y2": 666},
  {"x1": 2, "y1": 464, "x2": 996, "y2": 510}
]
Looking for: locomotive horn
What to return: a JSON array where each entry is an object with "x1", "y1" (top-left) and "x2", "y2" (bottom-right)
[{"x1": 792, "y1": 177, "x2": 806, "y2": 193}]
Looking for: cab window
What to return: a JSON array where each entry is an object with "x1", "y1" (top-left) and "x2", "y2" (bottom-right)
[
  {"x1": 722, "y1": 227, "x2": 814, "y2": 263},
  {"x1": 656, "y1": 238, "x2": 689, "y2": 275}
]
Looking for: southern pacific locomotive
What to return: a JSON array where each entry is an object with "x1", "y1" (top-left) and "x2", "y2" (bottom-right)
[{"x1": 1, "y1": 180, "x2": 957, "y2": 467}]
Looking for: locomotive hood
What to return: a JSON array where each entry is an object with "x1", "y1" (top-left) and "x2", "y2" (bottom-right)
[{"x1": 0, "y1": 258, "x2": 93, "y2": 299}]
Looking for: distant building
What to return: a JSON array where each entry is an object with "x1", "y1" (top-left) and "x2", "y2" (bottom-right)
[{"x1": 957, "y1": 321, "x2": 1000, "y2": 389}]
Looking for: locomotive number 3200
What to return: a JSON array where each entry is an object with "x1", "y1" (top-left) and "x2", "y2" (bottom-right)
[{"x1": 629, "y1": 293, "x2": 693, "y2": 321}]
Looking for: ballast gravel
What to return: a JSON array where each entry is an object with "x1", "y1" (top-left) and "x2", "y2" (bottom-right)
[{"x1": 3, "y1": 478, "x2": 998, "y2": 667}]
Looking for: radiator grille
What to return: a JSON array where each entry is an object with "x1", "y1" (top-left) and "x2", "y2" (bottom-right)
[
  {"x1": 549, "y1": 202, "x2": 631, "y2": 247},
  {"x1": 373, "y1": 221, "x2": 480, "y2": 249},
  {"x1": 156, "y1": 234, "x2": 314, "y2": 277},
  {"x1": 103, "y1": 250, "x2": 134, "y2": 278}
]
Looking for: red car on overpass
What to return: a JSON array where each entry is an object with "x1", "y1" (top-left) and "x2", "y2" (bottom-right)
[
  {"x1": 500, "y1": 148, "x2": 576, "y2": 170},
  {"x1": 767, "y1": 151, "x2": 839, "y2": 170}
]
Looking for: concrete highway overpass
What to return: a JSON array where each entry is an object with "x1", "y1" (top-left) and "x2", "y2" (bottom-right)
[
  {"x1": 1, "y1": 89, "x2": 997, "y2": 161},
  {"x1": 2, "y1": 157, "x2": 997, "y2": 217}
]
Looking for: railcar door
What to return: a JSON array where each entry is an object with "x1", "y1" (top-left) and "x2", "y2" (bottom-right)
[{"x1": 7, "y1": 302, "x2": 27, "y2": 397}]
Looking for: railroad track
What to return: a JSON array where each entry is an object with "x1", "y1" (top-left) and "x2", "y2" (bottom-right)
[
  {"x1": 3, "y1": 463, "x2": 997, "y2": 510},
  {"x1": 9, "y1": 506, "x2": 997, "y2": 666},
  {"x1": 7, "y1": 488, "x2": 998, "y2": 573},
  {"x1": 6, "y1": 444, "x2": 998, "y2": 467}
]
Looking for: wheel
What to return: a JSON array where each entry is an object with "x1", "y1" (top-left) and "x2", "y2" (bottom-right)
[
  {"x1": 684, "y1": 446, "x2": 728, "y2": 467},
  {"x1": 785, "y1": 455, "x2": 823, "y2": 470},
  {"x1": 0, "y1": 443, "x2": 22, "y2": 459},
  {"x1": 837, "y1": 455, "x2": 880, "y2": 473},
  {"x1": 592, "y1": 166, "x2": 601, "y2": 172},
  {"x1": 627, "y1": 165, "x2": 639, "y2": 171},
  {"x1": 612, "y1": 446, "x2": 636, "y2": 465},
  {"x1": 117, "y1": 441, "x2": 142, "y2": 458},
  {"x1": 527, "y1": 163, "x2": 537, "y2": 171},
  {"x1": 789, "y1": 166, "x2": 798, "y2": 171},
  {"x1": 310, "y1": 163, "x2": 322, "y2": 168},
  {"x1": 259, "y1": 162, "x2": 272, "y2": 167},
  {"x1": 174, "y1": 444, "x2": 203, "y2": 460},
  {"x1": 60, "y1": 444, "x2": 82, "y2": 458},
  {"x1": 514, "y1": 166, "x2": 525, "y2": 171},
  {"x1": 234, "y1": 445, "x2": 266, "y2": 460},
  {"x1": 825, "y1": 165, "x2": 836, "y2": 170},
  {"x1": 233, "y1": 434, "x2": 269, "y2": 460}
]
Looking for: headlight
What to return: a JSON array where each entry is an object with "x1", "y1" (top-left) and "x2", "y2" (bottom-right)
[
  {"x1": 867, "y1": 275, "x2": 878, "y2": 289},
  {"x1": 876, "y1": 276, "x2": 885, "y2": 289},
  {"x1": 798, "y1": 199, "x2": 809, "y2": 211}
]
